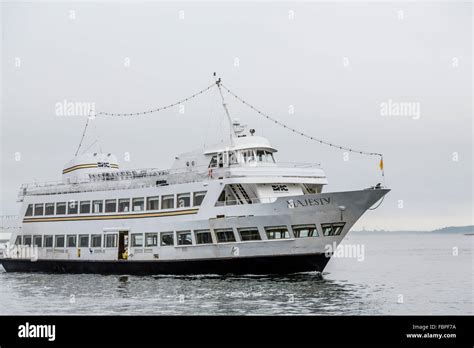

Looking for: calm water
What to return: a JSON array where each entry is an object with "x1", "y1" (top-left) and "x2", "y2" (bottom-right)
[{"x1": 0, "y1": 233, "x2": 472, "y2": 315}]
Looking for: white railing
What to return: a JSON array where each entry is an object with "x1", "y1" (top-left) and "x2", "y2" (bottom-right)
[{"x1": 17, "y1": 161, "x2": 323, "y2": 199}]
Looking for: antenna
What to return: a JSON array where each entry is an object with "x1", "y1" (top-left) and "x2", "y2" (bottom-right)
[{"x1": 214, "y1": 73, "x2": 236, "y2": 144}]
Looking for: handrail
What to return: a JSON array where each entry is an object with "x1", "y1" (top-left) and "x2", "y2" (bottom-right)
[{"x1": 17, "y1": 161, "x2": 324, "y2": 198}]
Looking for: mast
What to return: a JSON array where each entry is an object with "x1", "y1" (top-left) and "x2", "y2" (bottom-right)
[{"x1": 214, "y1": 73, "x2": 236, "y2": 145}]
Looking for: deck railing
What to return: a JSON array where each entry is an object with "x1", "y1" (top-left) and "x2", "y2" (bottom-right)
[{"x1": 17, "y1": 161, "x2": 322, "y2": 199}]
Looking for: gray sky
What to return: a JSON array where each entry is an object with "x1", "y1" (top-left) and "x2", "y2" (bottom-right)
[{"x1": 1, "y1": 1, "x2": 472, "y2": 230}]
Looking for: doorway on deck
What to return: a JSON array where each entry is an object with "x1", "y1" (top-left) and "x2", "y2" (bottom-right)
[{"x1": 118, "y1": 231, "x2": 129, "y2": 260}]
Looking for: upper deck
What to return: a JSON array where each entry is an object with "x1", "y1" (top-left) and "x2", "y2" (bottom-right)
[{"x1": 17, "y1": 122, "x2": 327, "y2": 200}]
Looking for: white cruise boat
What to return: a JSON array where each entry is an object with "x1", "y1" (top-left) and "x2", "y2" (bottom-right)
[{"x1": 0, "y1": 82, "x2": 389, "y2": 275}]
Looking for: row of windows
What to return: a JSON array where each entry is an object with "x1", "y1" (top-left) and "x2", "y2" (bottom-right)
[
  {"x1": 15, "y1": 223, "x2": 345, "y2": 248},
  {"x1": 24, "y1": 191, "x2": 207, "y2": 217}
]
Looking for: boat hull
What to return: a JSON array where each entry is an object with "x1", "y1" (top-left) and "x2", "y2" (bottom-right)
[{"x1": 0, "y1": 253, "x2": 330, "y2": 275}]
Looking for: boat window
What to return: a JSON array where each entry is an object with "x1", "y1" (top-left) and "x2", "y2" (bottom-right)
[
  {"x1": 55, "y1": 235, "x2": 65, "y2": 248},
  {"x1": 193, "y1": 191, "x2": 206, "y2": 206},
  {"x1": 25, "y1": 204, "x2": 33, "y2": 216},
  {"x1": 80, "y1": 201, "x2": 91, "y2": 214},
  {"x1": 266, "y1": 151, "x2": 275, "y2": 163},
  {"x1": 118, "y1": 199, "x2": 130, "y2": 212},
  {"x1": 91, "y1": 234, "x2": 102, "y2": 248},
  {"x1": 194, "y1": 230, "x2": 213, "y2": 244},
  {"x1": 56, "y1": 202, "x2": 66, "y2": 215},
  {"x1": 160, "y1": 232, "x2": 174, "y2": 246},
  {"x1": 34, "y1": 204, "x2": 44, "y2": 216},
  {"x1": 33, "y1": 235, "x2": 42, "y2": 247},
  {"x1": 145, "y1": 233, "x2": 158, "y2": 247},
  {"x1": 322, "y1": 223, "x2": 345, "y2": 236},
  {"x1": 67, "y1": 235, "x2": 76, "y2": 247},
  {"x1": 132, "y1": 198, "x2": 144, "y2": 212},
  {"x1": 92, "y1": 200, "x2": 103, "y2": 213},
  {"x1": 242, "y1": 150, "x2": 256, "y2": 165},
  {"x1": 292, "y1": 224, "x2": 319, "y2": 238},
  {"x1": 228, "y1": 151, "x2": 239, "y2": 165},
  {"x1": 147, "y1": 196, "x2": 159, "y2": 210},
  {"x1": 177, "y1": 193, "x2": 190, "y2": 208},
  {"x1": 215, "y1": 229, "x2": 236, "y2": 243},
  {"x1": 24, "y1": 235, "x2": 32, "y2": 246},
  {"x1": 177, "y1": 231, "x2": 192, "y2": 245},
  {"x1": 44, "y1": 203, "x2": 55, "y2": 216},
  {"x1": 332, "y1": 223, "x2": 345, "y2": 235},
  {"x1": 68, "y1": 201, "x2": 78, "y2": 214},
  {"x1": 105, "y1": 199, "x2": 117, "y2": 213},
  {"x1": 44, "y1": 235, "x2": 53, "y2": 248},
  {"x1": 209, "y1": 155, "x2": 217, "y2": 168},
  {"x1": 79, "y1": 234, "x2": 89, "y2": 248},
  {"x1": 238, "y1": 227, "x2": 261, "y2": 241},
  {"x1": 161, "y1": 195, "x2": 175, "y2": 210},
  {"x1": 321, "y1": 224, "x2": 333, "y2": 236},
  {"x1": 264, "y1": 226, "x2": 290, "y2": 239},
  {"x1": 105, "y1": 234, "x2": 117, "y2": 248},
  {"x1": 15, "y1": 236, "x2": 22, "y2": 245},
  {"x1": 131, "y1": 233, "x2": 143, "y2": 247},
  {"x1": 256, "y1": 150, "x2": 266, "y2": 162}
]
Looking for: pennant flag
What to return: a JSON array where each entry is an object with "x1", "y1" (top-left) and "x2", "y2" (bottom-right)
[{"x1": 379, "y1": 158, "x2": 384, "y2": 171}]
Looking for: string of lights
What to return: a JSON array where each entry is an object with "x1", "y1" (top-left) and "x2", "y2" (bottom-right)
[
  {"x1": 97, "y1": 82, "x2": 217, "y2": 117},
  {"x1": 220, "y1": 83, "x2": 383, "y2": 159}
]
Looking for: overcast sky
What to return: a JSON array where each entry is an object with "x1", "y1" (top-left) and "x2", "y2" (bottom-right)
[{"x1": 1, "y1": 1, "x2": 472, "y2": 230}]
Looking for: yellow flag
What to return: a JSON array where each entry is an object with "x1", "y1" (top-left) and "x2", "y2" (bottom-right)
[{"x1": 379, "y1": 158, "x2": 384, "y2": 171}]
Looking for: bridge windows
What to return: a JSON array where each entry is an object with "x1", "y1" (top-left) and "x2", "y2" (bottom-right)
[
  {"x1": 92, "y1": 200, "x2": 103, "y2": 213},
  {"x1": 105, "y1": 199, "x2": 117, "y2": 213},
  {"x1": 67, "y1": 235, "x2": 76, "y2": 247},
  {"x1": 147, "y1": 196, "x2": 159, "y2": 210},
  {"x1": 132, "y1": 198, "x2": 144, "y2": 212},
  {"x1": 256, "y1": 150, "x2": 275, "y2": 163},
  {"x1": 177, "y1": 193, "x2": 190, "y2": 208},
  {"x1": 238, "y1": 227, "x2": 261, "y2": 241},
  {"x1": 56, "y1": 202, "x2": 66, "y2": 215},
  {"x1": 145, "y1": 233, "x2": 158, "y2": 247},
  {"x1": 161, "y1": 195, "x2": 175, "y2": 210},
  {"x1": 34, "y1": 204, "x2": 44, "y2": 216},
  {"x1": 55, "y1": 235, "x2": 65, "y2": 248},
  {"x1": 68, "y1": 201, "x2": 78, "y2": 214},
  {"x1": 264, "y1": 226, "x2": 290, "y2": 239},
  {"x1": 160, "y1": 232, "x2": 174, "y2": 246},
  {"x1": 195, "y1": 229, "x2": 212, "y2": 244},
  {"x1": 80, "y1": 201, "x2": 91, "y2": 214},
  {"x1": 321, "y1": 222, "x2": 346, "y2": 236},
  {"x1": 215, "y1": 228, "x2": 236, "y2": 243},
  {"x1": 292, "y1": 224, "x2": 319, "y2": 238},
  {"x1": 118, "y1": 199, "x2": 130, "y2": 212},
  {"x1": 177, "y1": 231, "x2": 192, "y2": 245}
]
